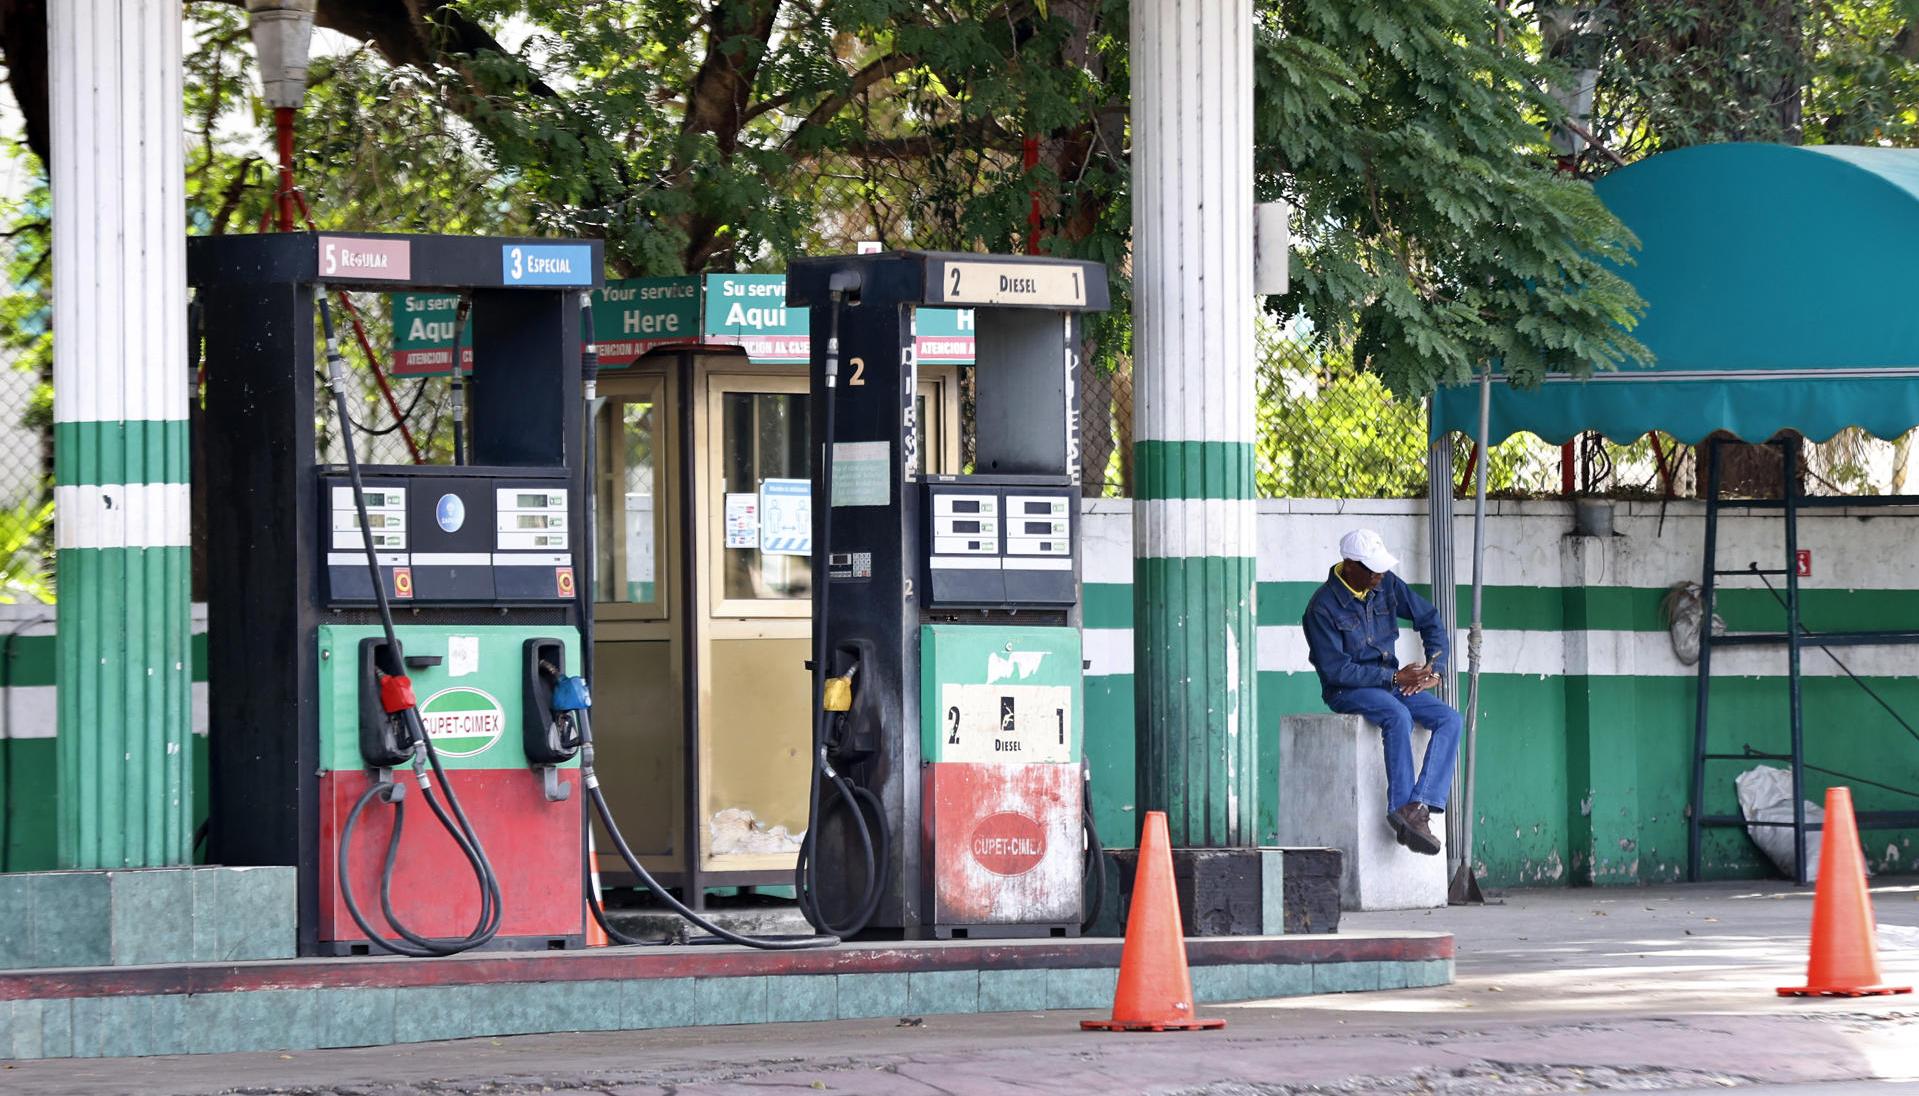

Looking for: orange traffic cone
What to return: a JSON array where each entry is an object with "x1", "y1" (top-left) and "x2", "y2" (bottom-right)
[
  {"x1": 585, "y1": 831, "x2": 610, "y2": 948},
  {"x1": 1778, "y1": 786, "x2": 1910, "y2": 997},
  {"x1": 1082, "y1": 811, "x2": 1226, "y2": 1032}
]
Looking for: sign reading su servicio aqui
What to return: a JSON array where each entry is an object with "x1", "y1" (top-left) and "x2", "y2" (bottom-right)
[{"x1": 388, "y1": 274, "x2": 976, "y2": 376}]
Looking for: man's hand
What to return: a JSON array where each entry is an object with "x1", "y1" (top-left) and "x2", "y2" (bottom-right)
[{"x1": 1395, "y1": 663, "x2": 1442, "y2": 695}]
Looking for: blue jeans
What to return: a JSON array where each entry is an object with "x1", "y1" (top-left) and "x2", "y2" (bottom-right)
[{"x1": 1325, "y1": 687, "x2": 1463, "y2": 812}]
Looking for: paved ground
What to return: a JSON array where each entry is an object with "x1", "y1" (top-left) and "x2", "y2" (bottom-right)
[{"x1": 10, "y1": 881, "x2": 1919, "y2": 1095}]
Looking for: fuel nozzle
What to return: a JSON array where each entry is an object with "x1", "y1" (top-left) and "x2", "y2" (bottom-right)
[{"x1": 821, "y1": 661, "x2": 857, "y2": 713}]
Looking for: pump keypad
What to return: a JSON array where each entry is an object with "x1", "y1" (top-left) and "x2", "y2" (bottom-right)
[
  {"x1": 921, "y1": 482, "x2": 1076, "y2": 608},
  {"x1": 322, "y1": 472, "x2": 574, "y2": 605}
]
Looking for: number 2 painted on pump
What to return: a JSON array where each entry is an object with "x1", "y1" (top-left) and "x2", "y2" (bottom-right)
[
  {"x1": 848, "y1": 357, "x2": 866, "y2": 386},
  {"x1": 949, "y1": 267, "x2": 962, "y2": 297},
  {"x1": 947, "y1": 706, "x2": 961, "y2": 745}
]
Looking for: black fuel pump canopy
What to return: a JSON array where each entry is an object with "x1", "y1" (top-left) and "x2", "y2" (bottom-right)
[
  {"x1": 787, "y1": 250, "x2": 1108, "y2": 312},
  {"x1": 187, "y1": 231, "x2": 604, "y2": 291}
]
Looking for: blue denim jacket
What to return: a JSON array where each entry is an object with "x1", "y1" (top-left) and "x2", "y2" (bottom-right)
[{"x1": 1301, "y1": 567, "x2": 1448, "y2": 701}]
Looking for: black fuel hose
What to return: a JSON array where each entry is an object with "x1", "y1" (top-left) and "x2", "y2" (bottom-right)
[
  {"x1": 1081, "y1": 803, "x2": 1105, "y2": 934},
  {"x1": 564, "y1": 296, "x2": 833, "y2": 951},
  {"x1": 320, "y1": 289, "x2": 504, "y2": 957},
  {"x1": 573, "y1": 707, "x2": 836, "y2": 949},
  {"x1": 793, "y1": 280, "x2": 888, "y2": 938}
]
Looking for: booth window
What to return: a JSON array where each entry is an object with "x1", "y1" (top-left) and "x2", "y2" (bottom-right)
[
  {"x1": 720, "y1": 390, "x2": 813, "y2": 601},
  {"x1": 595, "y1": 395, "x2": 663, "y2": 608}
]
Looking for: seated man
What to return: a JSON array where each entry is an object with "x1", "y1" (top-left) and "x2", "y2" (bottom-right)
[{"x1": 1300, "y1": 529, "x2": 1462, "y2": 856}]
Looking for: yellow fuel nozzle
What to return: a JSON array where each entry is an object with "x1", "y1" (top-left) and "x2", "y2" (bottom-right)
[{"x1": 822, "y1": 675, "x2": 854, "y2": 712}]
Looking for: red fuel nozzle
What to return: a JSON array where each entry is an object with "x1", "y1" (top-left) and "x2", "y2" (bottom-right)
[{"x1": 380, "y1": 674, "x2": 417, "y2": 714}]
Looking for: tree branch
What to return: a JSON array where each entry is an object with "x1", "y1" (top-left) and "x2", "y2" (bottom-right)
[{"x1": 778, "y1": 50, "x2": 917, "y2": 153}]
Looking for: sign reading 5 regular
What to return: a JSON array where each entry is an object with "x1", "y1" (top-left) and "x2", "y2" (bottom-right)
[{"x1": 502, "y1": 243, "x2": 595, "y2": 286}]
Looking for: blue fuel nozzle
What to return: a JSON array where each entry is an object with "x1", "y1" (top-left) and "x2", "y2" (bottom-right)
[{"x1": 554, "y1": 675, "x2": 593, "y2": 713}]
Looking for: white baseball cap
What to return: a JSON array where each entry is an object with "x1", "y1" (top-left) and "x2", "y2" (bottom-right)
[{"x1": 1339, "y1": 528, "x2": 1398, "y2": 574}]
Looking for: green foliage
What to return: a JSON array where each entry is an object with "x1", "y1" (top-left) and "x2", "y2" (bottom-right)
[
  {"x1": 0, "y1": 499, "x2": 54, "y2": 604},
  {"x1": 1255, "y1": 324, "x2": 1429, "y2": 498},
  {"x1": 1256, "y1": 0, "x2": 1652, "y2": 398}
]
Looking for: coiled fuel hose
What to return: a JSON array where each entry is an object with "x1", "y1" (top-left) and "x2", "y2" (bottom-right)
[
  {"x1": 792, "y1": 277, "x2": 888, "y2": 939},
  {"x1": 320, "y1": 287, "x2": 504, "y2": 957},
  {"x1": 564, "y1": 295, "x2": 834, "y2": 950}
]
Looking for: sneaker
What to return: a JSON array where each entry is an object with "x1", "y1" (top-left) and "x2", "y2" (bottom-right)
[{"x1": 1386, "y1": 802, "x2": 1442, "y2": 856}]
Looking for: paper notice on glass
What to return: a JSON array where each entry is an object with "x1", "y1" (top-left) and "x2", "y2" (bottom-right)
[
  {"x1": 725, "y1": 492, "x2": 759, "y2": 548},
  {"x1": 758, "y1": 478, "x2": 812, "y2": 556}
]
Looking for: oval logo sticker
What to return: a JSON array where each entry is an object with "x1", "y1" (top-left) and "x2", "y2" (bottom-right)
[
  {"x1": 418, "y1": 686, "x2": 505, "y2": 758},
  {"x1": 435, "y1": 493, "x2": 466, "y2": 532},
  {"x1": 970, "y1": 811, "x2": 1047, "y2": 876}
]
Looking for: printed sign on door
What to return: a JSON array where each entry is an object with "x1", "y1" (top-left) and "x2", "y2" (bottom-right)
[{"x1": 758, "y1": 478, "x2": 811, "y2": 556}]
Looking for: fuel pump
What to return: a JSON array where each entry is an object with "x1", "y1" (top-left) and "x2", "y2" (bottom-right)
[
  {"x1": 191, "y1": 232, "x2": 600, "y2": 956},
  {"x1": 788, "y1": 252, "x2": 1109, "y2": 938}
]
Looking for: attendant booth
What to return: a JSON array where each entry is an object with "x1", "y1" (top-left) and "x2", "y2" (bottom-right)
[
  {"x1": 397, "y1": 273, "x2": 973, "y2": 900},
  {"x1": 1432, "y1": 143, "x2": 1919, "y2": 885}
]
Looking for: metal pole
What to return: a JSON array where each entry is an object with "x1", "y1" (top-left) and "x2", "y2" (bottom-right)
[
  {"x1": 1451, "y1": 369, "x2": 1490, "y2": 901},
  {"x1": 1427, "y1": 422, "x2": 1463, "y2": 862},
  {"x1": 1688, "y1": 440, "x2": 1723, "y2": 881},
  {"x1": 1782, "y1": 440, "x2": 1808, "y2": 885}
]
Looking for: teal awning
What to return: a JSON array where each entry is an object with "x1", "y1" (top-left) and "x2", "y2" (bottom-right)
[{"x1": 1431, "y1": 143, "x2": 1919, "y2": 444}]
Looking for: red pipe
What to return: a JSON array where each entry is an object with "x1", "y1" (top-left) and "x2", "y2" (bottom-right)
[
  {"x1": 1023, "y1": 135, "x2": 1042, "y2": 255},
  {"x1": 1648, "y1": 432, "x2": 1676, "y2": 499},
  {"x1": 1560, "y1": 441, "x2": 1576, "y2": 496},
  {"x1": 274, "y1": 106, "x2": 297, "y2": 234},
  {"x1": 289, "y1": 190, "x2": 424, "y2": 464},
  {"x1": 1458, "y1": 444, "x2": 1480, "y2": 499}
]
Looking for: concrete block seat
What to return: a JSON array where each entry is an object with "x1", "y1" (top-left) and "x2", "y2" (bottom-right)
[{"x1": 1278, "y1": 713, "x2": 1446, "y2": 911}]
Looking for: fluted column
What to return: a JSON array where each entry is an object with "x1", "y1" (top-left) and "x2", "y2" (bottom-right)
[
  {"x1": 1130, "y1": 0, "x2": 1258, "y2": 847},
  {"x1": 50, "y1": 1, "x2": 193, "y2": 867}
]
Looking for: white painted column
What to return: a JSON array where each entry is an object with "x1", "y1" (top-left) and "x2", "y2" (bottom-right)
[
  {"x1": 49, "y1": 1, "x2": 193, "y2": 867},
  {"x1": 1130, "y1": 0, "x2": 1259, "y2": 846}
]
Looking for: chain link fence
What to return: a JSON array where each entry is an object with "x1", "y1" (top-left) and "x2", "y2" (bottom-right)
[
  {"x1": 312, "y1": 289, "x2": 464, "y2": 468},
  {"x1": 0, "y1": 232, "x2": 55, "y2": 603},
  {"x1": 1076, "y1": 318, "x2": 1916, "y2": 501}
]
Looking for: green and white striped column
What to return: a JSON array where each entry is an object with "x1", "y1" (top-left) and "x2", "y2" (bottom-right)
[
  {"x1": 49, "y1": 1, "x2": 194, "y2": 868},
  {"x1": 1129, "y1": 0, "x2": 1259, "y2": 848}
]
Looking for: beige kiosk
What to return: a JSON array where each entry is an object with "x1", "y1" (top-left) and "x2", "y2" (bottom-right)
[{"x1": 581, "y1": 273, "x2": 965, "y2": 900}]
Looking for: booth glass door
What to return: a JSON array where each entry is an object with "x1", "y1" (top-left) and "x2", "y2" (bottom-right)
[
  {"x1": 691, "y1": 363, "x2": 962, "y2": 884},
  {"x1": 587, "y1": 367, "x2": 684, "y2": 877},
  {"x1": 694, "y1": 372, "x2": 816, "y2": 879}
]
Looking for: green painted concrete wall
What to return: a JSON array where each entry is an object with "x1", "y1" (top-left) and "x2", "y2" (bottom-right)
[
  {"x1": 1078, "y1": 499, "x2": 1919, "y2": 888},
  {"x1": 6, "y1": 498, "x2": 1917, "y2": 890}
]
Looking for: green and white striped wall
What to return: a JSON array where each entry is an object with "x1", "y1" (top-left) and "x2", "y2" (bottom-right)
[
  {"x1": 1083, "y1": 498, "x2": 1919, "y2": 887},
  {"x1": 6, "y1": 498, "x2": 1918, "y2": 888},
  {"x1": 0, "y1": 608, "x2": 208, "y2": 873}
]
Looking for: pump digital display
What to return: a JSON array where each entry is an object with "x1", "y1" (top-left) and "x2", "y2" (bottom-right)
[
  {"x1": 1023, "y1": 501, "x2": 1054, "y2": 515},
  {"x1": 953, "y1": 520, "x2": 982, "y2": 534},
  {"x1": 518, "y1": 492, "x2": 554, "y2": 508},
  {"x1": 952, "y1": 499, "x2": 981, "y2": 514},
  {"x1": 516, "y1": 514, "x2": 557, "y2": 529}
]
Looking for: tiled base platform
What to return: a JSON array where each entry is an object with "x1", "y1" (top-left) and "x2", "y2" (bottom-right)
[{"x1": 0, "y1": 931, "x2": 1452, "y2": 1060}]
